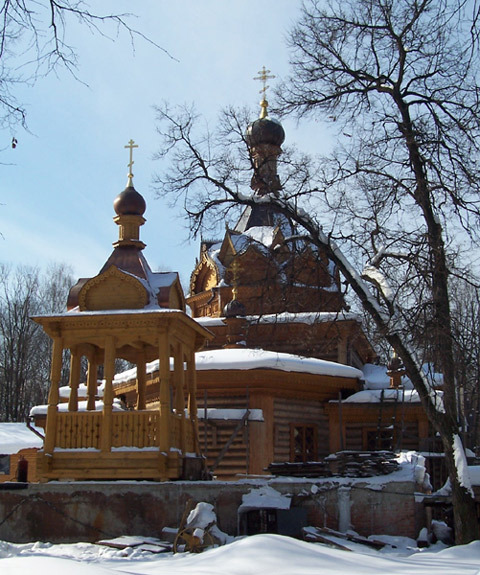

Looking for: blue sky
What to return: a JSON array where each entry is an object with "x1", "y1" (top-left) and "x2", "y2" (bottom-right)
[{"x1": 0, "y1": 1, "x2": 330, "y2": 289}]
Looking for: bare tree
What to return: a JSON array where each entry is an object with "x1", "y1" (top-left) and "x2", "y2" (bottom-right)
[
  {"x1": 154, "y1": 0, "x2": 480, "y2": 543},
  {"x1": 0, "y1": 262, "x2": 73, "y2": 421},
  {"x1": 0, "y1": 1, "x2": 169, "y2": 132}
]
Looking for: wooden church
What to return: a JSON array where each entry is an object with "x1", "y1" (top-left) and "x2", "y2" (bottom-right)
[{"x1": 112, "y1": 90, "x2": 434, "y2": 481}]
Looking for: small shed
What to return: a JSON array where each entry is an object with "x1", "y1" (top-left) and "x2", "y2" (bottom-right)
[{"x1": 0, "y1": 423, "x2": 43, "y2": 482}]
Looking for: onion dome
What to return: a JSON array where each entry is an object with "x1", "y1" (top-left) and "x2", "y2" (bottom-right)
[
  {"x1": 113, "y1": 185, "x2": 146, "y2": 216},
  {"x1": 245, "y1": 117, "x2": 285, "y2": 148},
  {"x1": 223, "y1": 297, "x2": 246, "y2": 318}
]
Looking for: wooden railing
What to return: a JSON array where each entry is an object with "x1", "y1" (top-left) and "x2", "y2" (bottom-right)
[
  {"x1": 111, "y1": 411, "x2": 159, "y2": 448},
  {"x1": 55, "y1": 411, "x2": 102, "y2": 449},
  {"x1": 53, "y1": 411, "x2": 195, "y2": 452}
]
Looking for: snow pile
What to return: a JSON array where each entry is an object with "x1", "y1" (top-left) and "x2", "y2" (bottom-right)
[
  {"x1": 396, "y1": 452, "x2": 432, "y2": 491},
  {"x1": 2, "y1": 534, "x2": 480, "y2": 575},
  {"x1": 185, "y1": 502, "x2": 231, "y2": 545}
]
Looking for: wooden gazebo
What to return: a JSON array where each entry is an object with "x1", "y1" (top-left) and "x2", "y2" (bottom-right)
[
  {"x1": 32, "y1": 144, "x2": 212, "y2": 481},
  {"x1": 34, "y1": 310, "x2": 210, "y2": 481}
]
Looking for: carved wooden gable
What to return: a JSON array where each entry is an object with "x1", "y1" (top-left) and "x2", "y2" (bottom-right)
[
  {"x1": 78, "y1": 265, "x2": 148, "y2": 311},
  {"x1": 190, "y1": 253, "x2": 219, "y2": 295}
]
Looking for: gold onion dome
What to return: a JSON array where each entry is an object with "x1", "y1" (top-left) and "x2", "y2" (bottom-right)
[{"x1": 113, "y1": 185, "x2": 146, "y2": 216}]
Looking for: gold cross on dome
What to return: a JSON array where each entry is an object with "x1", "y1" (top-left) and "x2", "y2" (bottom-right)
[
  {"x1": 124, "y1": 139, "x2": 139, "y2": 183},
  {"x1": 254, "y1": 67, "x2": 275, "y2": 118},
  {"x1": 254, "y1": 66, "x2": 275, "y2": 98}
]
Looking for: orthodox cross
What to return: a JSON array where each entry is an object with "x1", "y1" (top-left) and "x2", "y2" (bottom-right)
[
  {"x1": 254, "y1": 66, "x2": 275, "y2": 119},
  {"x1": 125, "y1": 139, "x2": 139, "y2": 184}
]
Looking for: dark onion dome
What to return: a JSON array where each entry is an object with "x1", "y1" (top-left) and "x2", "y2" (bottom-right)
[
  {"x1": 245, "y1": 117, "x2": 285, "y2": 147},
  {"x1": 113, "y1": 185, "x2": 146, "y2": 216},
  {"x1": 223, "y1": 297, "x2": 246, "y2": 318}
]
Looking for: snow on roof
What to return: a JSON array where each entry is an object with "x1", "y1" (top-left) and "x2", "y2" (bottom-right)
[
  {"x1": 239, "y1": 485, "x2": 292, "y2": 511},
  {"x1": 195, "y1": 316, "x2": 226, "y2": 327},
  {"x1": 247, "y1": 311, "x2": 361, "y2": 324},
  {"x1": 0, "y1": 423, "x2": 44, "y2": 454},
  {"x1": 195, "y1": 348, "x2": 363, "y2": 378},
  {"x1": 30, "y1": 399, "x2": 125, "y2": 416},
  {"x1": 342, "y1": 389, "x2": 420, "y2": 404},
  {"x1": 243, "y1": 226, "x2": 276, "y2": 247},
  {"x1": 194, "y1": 311, "x2": 362, "y2": 329},
  {"x1": 361, "y1": 363, "x2": 443, "y2": 391},
  {"x1": 35, "y1": 307, "x2": 183, "y2": 319},
  {"x1": 59, "y1": 382, "x2": 104, "y2": 399},
  {"x1": 113, "y1": 347, "x2": 362, "y2": 384},
  {"x1": 230, "y1": 234, "x2": 250, "y2": 254}
]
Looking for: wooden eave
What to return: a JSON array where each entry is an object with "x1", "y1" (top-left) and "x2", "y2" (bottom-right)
[
  {"x1": 129, "y1": 366, "x2": 359, "y2": 401},
  {"x1": 32, "y1": 310, "x2": 213, "y2": 353}
]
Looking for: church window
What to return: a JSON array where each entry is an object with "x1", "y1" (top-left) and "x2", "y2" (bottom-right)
[
  {"x1": 290, "y1": 424, "x2": 318, "y2": 463},
  {"x1": 364, "y1": 428, "x2": 394, "y2": 451}
]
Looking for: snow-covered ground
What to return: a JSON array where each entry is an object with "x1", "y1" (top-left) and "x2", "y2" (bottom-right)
[{"x1": 2, "y1": 534, "x2": 480, "y2": 575}]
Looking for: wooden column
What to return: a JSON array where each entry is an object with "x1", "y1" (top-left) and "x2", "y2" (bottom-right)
[
  {"x1": 44, "y1": 336, "x2": 64, "y2": 455},
  {"x1": 136, "y1": 348, "x2": 147, "y2": 410},
  {"x1": 186, "y1": 349, "x2": 200, "y2": 455},
  {"x1": 86, "y1": 356, "x2": 98, "y2": 411},
  {"x1": 101, "y1": 335, "x2": 116, "y2": 453},
  {"x1": 174, "y1": 342, "x2": 186, "y2": 413},
  {"x1": 249, "y1": 394, "x2": 274, "y2": 475},
  {"x1": 68, "y1": 347, "x2": 82, "y2": 412},
  {"x1": 174, "y1": 342, "x2": 186, "y2": 454},
  {"x1": 158, "y1": 331, "x2": 171, "y2": 452}
]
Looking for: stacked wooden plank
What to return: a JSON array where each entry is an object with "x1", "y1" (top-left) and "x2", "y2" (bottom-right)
[
  {"x1": 267, "y1": 451, "x2": 399, "y2": 478},
  {"x1": 266, "y1": 461, "x2": 332, "y2": 478},
  {"x1": 326, "y1": 450, "x2": 400, "y2": 477}
]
